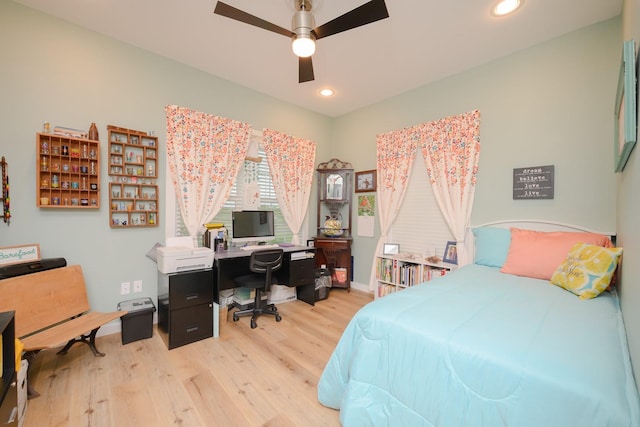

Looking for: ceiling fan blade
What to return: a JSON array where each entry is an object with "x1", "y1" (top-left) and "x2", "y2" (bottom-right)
[
  {"x1": 214, "y1": 2, "x2": 294, "y2": 38},
  {"x1": 313, "y1": 0, "x2": 389, "y2": 40},
  {"x1": 299, "y1": 56, "x2": 315, "y2": 83}
]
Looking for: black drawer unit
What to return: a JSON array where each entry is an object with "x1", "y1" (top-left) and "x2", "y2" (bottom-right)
[
  {"x1": 157, "y1": 269, "x2": 214, "y2": 350},
  {"x1": 287, "y1": 258, "x2": 315, "y2": 287}
]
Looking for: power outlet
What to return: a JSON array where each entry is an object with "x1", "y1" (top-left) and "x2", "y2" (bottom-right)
[
  {"x1": 133, "y1": 280, "x2": 142, "y2": 293},
  {"x1": 120, "y1": 281, "x2": 131, "y2": 295}
]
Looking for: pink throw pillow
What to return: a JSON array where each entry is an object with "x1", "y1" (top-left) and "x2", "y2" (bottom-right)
[{"x1": 500, "y1": 228, "x2": 613, "y2": 280}]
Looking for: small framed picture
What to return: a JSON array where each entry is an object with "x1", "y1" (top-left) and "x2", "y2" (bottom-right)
[
  {"x1": 355, "y1": 170, "x2": 377, "y2": 193},
  {"x1": 383, "y1": 243, "x2": 399, "y2": 255},
  {"x1": 443, "y1": 241, "x2": 458, "y2": 265},
  {"x1": 306, "y1": 239, "x2": 314, "y2": 247}
]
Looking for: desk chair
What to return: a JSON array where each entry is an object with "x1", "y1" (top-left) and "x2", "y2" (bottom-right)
[{"x1": 232, "y1": 248, "x2": 284, "y2": 329}]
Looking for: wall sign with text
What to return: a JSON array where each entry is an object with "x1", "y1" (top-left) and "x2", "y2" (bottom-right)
[
  {"x1": 0, "y1": 244, "x2": 41, "y2": 266},
  {"x1": 513, "y1": 165, "x2": 554, "y2": 200}
]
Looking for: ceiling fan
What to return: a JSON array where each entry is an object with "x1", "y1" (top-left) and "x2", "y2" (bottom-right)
[{"x1": 213, "y1": 0, "x2": 389, "y2": 83}]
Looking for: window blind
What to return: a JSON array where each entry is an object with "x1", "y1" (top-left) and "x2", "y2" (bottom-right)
[
  {"x1": 389, "y1": 155, "x2": 454, "y2": 259},
  {"x1": 175, "y1": 141, "x2": 292, "y2": 244}
]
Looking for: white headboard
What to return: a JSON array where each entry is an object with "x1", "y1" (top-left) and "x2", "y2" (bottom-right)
[
  {"x1": 464, "y1": 219, "x2": 616, "y2": 263},
  {"x1": 470, "y1": 219, "x2": 614, "y2": 234}
]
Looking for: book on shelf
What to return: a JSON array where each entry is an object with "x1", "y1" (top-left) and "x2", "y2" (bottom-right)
[
  {"x1": 333, "y1": 267, "x2": 348, "y2": 283},
  {"x1": 377, "y1": 283, "x2": 396, "y2": 298}
]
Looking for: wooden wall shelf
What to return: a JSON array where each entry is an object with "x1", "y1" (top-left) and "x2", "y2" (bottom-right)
[
  {"x1": 107, "y1": 125, "x2": 158, "y2": 227},
  {"x1": 36, "y1": 133, "x2": 100, "y2": 209}
]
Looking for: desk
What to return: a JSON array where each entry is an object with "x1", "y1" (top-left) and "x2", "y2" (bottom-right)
[{"x1": 214, "y1": 245, "x2": 317, "y2": 306}]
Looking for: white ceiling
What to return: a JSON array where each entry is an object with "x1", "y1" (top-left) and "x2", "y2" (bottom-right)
[{"x1": 12, "y1": 0, "x2": 621, "y2": 117}]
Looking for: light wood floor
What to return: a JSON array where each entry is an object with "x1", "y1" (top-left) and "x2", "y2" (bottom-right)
[{"x1": 23, "y1": 289, "x2": 372, "y2": 427}]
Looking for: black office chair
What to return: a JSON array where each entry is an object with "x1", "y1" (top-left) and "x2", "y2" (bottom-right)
[{"x1": 232, "y1": 248, "x2": 284, "y2": 329}]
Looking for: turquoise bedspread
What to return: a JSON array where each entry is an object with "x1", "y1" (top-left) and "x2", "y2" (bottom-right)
[{"x1": 318, "y1": 265, "x2": 640, "y2": 426}]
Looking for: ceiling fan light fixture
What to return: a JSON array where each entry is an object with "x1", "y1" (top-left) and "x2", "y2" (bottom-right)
[
  {"x1": 491, "y1": 0, "x2": 522, "y2": 17},
  {"x1": 291, "y1": 9, "x2": 316, "y2": 57},
  {"x1": 292, "y1": 34, "x2": 316, "y2": 57}
]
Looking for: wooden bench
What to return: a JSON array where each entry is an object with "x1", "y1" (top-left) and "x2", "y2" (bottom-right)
[{"x1": 0, "y1": 264, "x2": 127, "y2": 357}]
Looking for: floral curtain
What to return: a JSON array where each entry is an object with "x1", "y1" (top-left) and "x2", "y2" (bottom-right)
[
  {"x1": 368, "y1": 127, "x2": 420, "y2": 291},
  {"x1": 165, "y1": 105, "x2": 251, "y2": 238},
  {"x1": 419, "y1": 110, "x2": 481, "y2": 266},
  {"x1": 262, "y1": 129, "x2": 316, "y2": 245}
]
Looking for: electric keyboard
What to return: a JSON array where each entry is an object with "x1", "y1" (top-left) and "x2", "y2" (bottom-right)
[{"x1": 240, "y1": 244, "x2": 280, "y2": 251}]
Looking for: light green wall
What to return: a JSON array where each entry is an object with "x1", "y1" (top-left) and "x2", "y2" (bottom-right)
[
  {"x1": 333, "y1": 18, "x2": 621, "y2": 286},
  {"x1": 0, "y1": 2, "x2": 331, "y2": 313},
  {"x1": 618, "y1": 0, "x2": 640, "y2": 389}
]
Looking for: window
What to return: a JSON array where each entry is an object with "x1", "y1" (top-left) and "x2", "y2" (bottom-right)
[
  {"x1": 174, "y1": 142, "x2": 293, "y2": 244},
  {"x1": 389, "y1": 155, "x2": 454, "y2": 258}
]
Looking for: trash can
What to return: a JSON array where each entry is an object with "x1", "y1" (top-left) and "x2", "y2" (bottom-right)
[
  {"x1": 118, "y1": 297, "x2": 156, "y2": 345},
  {"x1": 315, "y1": 267, "x2": 332, "y2": 301}
]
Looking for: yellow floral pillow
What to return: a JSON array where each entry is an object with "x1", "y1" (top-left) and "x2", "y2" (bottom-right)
[{"x1": 550, "y1": 242, "x2": 623, "y2": 299}]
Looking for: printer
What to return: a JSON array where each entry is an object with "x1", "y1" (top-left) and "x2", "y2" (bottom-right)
[{"x1": 156, "y1": 246, "x2": 214, "y2": 274}]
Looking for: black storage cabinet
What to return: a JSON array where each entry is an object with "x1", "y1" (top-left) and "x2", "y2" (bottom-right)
[
  {"x1": 157, "y1": 269, "x2": 214, "y2": 350},
  {"x1": 118, "y1": 297, "x2": 156, "y2": 345}
]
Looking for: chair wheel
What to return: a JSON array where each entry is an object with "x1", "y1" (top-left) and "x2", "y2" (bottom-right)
[
  {"x1": 275, "y1": 314, "x2": 282, "y2": 322},
  {"x1": 233, "y1": 314, "x2": 238, "y2": 322},
  {"x1": 251, "y1": 319, "x2": 257, "y2": 329}
]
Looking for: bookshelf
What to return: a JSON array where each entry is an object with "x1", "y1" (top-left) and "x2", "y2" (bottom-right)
[{"x1": 375, "y1": 253, "x2": 454, "y2": 299}]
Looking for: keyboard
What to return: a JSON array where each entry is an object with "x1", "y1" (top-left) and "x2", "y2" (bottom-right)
[{"x1": 240, "y1": 244, "x2": 280, "y2": 251}]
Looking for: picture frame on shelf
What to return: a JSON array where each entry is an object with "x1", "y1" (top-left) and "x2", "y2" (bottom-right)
[
  {"x1": 306, "y1": 239, "x2": 314, "y2": 247},
  {"x1": 614, "y1": 39, "x2": 637, "y2": 173},
  {"x1": 443, "y1": 241, "x2": 458, "y2": 265},
  {"x1": 383, "y1": 243, "x2": 399, "y2": 255},
  {"x1": 355, "y1": 170, "x2": 377, "y2": 193}
]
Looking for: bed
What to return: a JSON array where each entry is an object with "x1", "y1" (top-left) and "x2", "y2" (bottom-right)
[{"x1": 318, "y1": 222, "x2": 640, "y2": 426}]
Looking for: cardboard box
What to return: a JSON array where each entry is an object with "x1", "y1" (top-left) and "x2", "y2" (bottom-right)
[
  {"x1": 234, "y1": 287, "x2": 255, "y2": 300},
  {"x1": 268, "y1": 284, "x2": 296, "y2": 304},
  {"x1": 233, "y1": 294, "x2": 267, "y2": 310},
  {"x1": 219, "y1": 289, "x2": 234, "y2": 307}
]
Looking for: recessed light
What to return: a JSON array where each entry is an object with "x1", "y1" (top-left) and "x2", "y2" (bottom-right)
[
  {"x1": 491, "y1": 0, "x2": 522, "y2": 17},
  {"x1": 319, "y1": 88, "x2": 335, "y2": 97}
]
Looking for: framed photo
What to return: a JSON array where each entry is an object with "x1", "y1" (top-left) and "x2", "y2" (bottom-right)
[
  {"x1": 614, "y1": 39, "x2": 637, "y2": 173},
  {"x1": 383, "y1": 243, "x2": 399, "y2": 255},
  {"x1": 306, "y1": 239, "x2": 314, "y2": 247},
  {"x1": 443, "y1": 241, "x2": 458, "y2": 265},
  {"x1": 355, "y1": 170, "x2": 377, "y2": 193}
]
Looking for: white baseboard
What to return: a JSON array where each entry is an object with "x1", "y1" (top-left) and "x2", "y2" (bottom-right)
[{"x1": 348, "y1": 281, "x2": 373, "y2": 294}]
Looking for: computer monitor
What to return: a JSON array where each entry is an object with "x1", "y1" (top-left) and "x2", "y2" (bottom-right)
[{"x1": 231, "y1": 210, "x2": 275, "y2": 244}]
